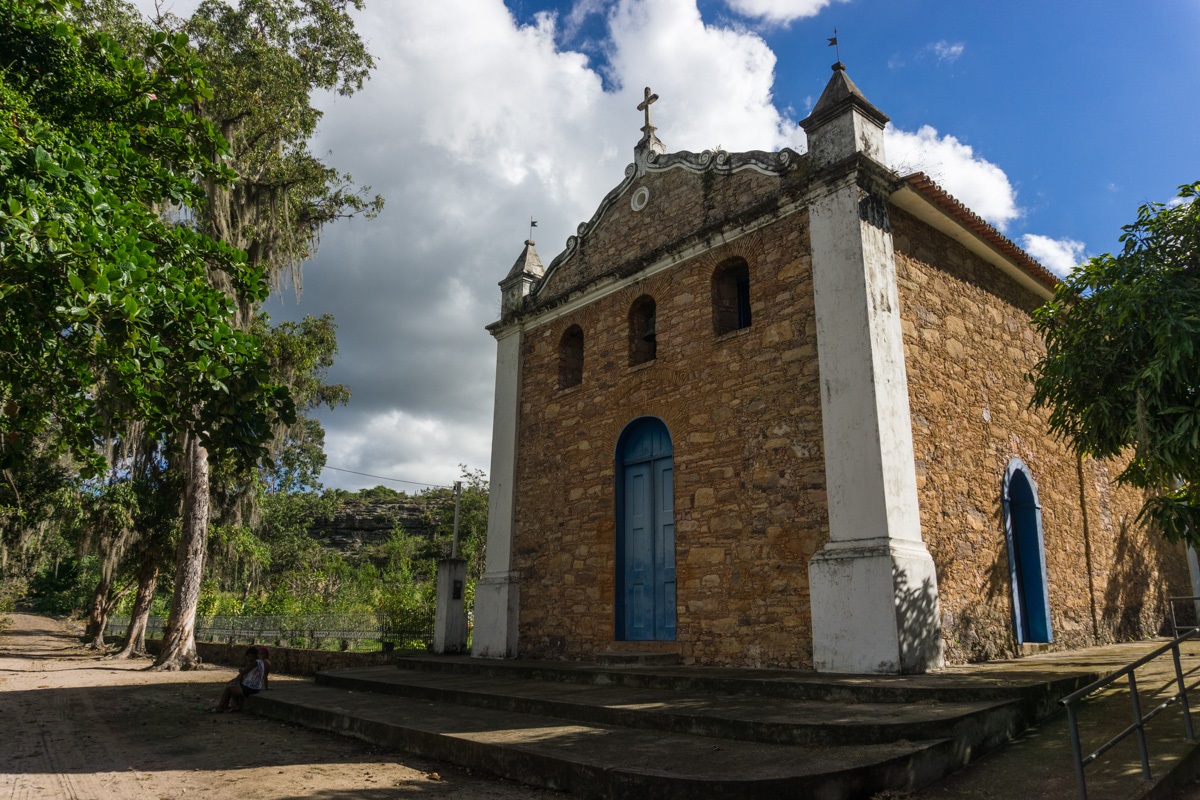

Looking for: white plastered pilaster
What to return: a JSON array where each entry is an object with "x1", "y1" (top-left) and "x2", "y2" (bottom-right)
[
  {"x1": 472, "y1": 327, "x2": 523, "y2": 659},
  {"x1": 806, "y1": 170, "x2": 944, "y2": 674}
]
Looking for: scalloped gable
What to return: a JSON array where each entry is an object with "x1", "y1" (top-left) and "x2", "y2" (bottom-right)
[{"x1": 531, "y1": 147, "x2": 807, "y2": 307}]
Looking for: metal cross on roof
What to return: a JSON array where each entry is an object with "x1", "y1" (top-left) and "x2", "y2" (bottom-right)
[{"x1": 637, "y1": 86, "x2": 659, "y2": 129}]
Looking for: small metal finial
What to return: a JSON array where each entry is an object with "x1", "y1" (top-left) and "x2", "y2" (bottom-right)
[{"x1": 827, "y1": 27, "x2": 841, "y2": 64}]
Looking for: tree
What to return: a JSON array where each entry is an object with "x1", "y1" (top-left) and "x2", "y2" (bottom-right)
[
  {"x1": 203, "y1": 314, "x2": 349, "y2": 606},
  {"x1": 147, "y1": 0, "x2": 379, "y2": 669},
  {"x1": 257, "y1": 314, "x2": 351, "y2": 493},
  {"x1": 0, "y1": 433, "x2": 79, "y2": 584},
  {"x1": 1031, "y1": 180, "x2": 1200, "y2": 545},
  {"x1": 1, "y1": 1, "x2": 296, "y2": 668},
  {"x1": 179, "y1": 0, "x2": 381, "y2": 298},
  {"x1": 0, "y1": 0, "x2": 290, "y2": 476},
  {"x1": 2, "y1": 1, "x2": 294, "y2": 645},
  {"x1": 79, "y1": 475, "x2": 138, "y2": 648},
  {"x1": 111, "y1": 435, "x2": 182, "y2": 658}
]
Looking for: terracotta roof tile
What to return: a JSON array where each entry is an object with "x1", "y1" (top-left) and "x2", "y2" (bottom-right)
[{"x1": 901, "y1": 172, "x2": 1060, "y2": 292}]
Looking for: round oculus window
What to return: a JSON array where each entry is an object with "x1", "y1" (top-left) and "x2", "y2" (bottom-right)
[{"x1": 631, "y1": 186, "x2": 650, "y2": 212}]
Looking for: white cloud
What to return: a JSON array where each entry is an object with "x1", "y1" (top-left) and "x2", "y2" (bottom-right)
[
  {"x1": 889, "y1": 40, "x2": 965, "y2": 70},
  {"x1": 929, "y1": 40, "x2": 965, "y2": 64},
  {"x1": 885, "y1": 125, "x2": 1021, "y2": 229},
  {"x1": 606, "y1": 0, "x2": 800, "y2": 153},
  {"x1": 723, "y1": 0, "x2": 841, "y2": 25},
  {"x1": 562, "y1": 0, "x2": 608, "y2": 41},
  {"x1": 1020, "y1": 235, "x2": 1087, "y2": 277},
  {"x1": 322, "y1": 409, "x2": 492, "y2": 493}
]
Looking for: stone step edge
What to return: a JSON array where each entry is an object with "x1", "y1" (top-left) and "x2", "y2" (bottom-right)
[
  {"x1": 315, "y1": 669, "x2": 1025, "y2": 748},
  {"x1": 599, "y1": 640, "x2": 681, "y2": 654},
  {"x1": 391, "y1": 655, "x2": 1097, "y2": 709},
  {"x1": 247, "y1": 688, "x2": 966, "y2": 800},
  {"x1": 596, "y1": 651, "x2": 682, "y2": 666}
]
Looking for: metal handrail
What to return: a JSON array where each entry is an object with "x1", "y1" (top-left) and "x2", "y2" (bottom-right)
[{"x1": 1060, "y1": 628, "x2": 1200, "y2": 800}]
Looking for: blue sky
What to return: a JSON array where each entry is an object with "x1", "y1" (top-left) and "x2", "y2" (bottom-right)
[
  {"x1": 138, "y1": 0, "x2": 1200, "y2": 492},
  {"x1": 514, "y1": 0, "x2": 1199, "y2": 259}
]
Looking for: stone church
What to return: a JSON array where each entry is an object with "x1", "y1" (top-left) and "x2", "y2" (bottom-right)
[{"x1": 472, "y1": 64, "x2": 1189, "y2": 674}]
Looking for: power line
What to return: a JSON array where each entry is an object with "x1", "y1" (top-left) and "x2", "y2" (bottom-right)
[{"x1": 321, "y1": 465, "x2": 453, "y2": 490}]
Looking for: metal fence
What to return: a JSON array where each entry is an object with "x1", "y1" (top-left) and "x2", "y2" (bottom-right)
[{"x1": 107, "y1": 612, "x2": 434, "y2": 653}]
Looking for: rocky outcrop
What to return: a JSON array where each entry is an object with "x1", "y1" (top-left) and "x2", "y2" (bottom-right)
[{"x1": 309, "y1": 499, "x2": 436, "y2": 555}]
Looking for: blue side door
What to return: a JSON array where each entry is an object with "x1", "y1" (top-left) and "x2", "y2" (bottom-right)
[
  {"x1": 1004, "y1": 463, "x2": 1053, "y2": 645},
  {"x1": 618, "y1": 417, "x2": 676, "y2": 642},
  {"x1": 1012, "y1": 492, "x2": 1051, "y2": 643}
]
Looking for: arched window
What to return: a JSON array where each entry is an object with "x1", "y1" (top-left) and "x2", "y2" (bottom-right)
[
  {"x1": 629, "y1": 295, "x2": 657, "y2": 365},
  {"x1": 712, "y1": 258, "x2": 751, "y2": 335},
  {"x1": 558, "y1": 325, "x2": 584, "y2": 389}
]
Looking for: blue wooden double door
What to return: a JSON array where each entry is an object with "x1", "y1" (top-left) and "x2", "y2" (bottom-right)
[{"x1": 616, "y1": 417, "x2": 676, "y2": 641}]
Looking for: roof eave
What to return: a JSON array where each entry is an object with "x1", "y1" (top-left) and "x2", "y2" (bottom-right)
[{"x1": 891, "y1": 173, "x2": 1059, "y2": 301}]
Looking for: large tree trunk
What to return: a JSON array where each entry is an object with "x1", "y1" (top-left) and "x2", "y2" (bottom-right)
[
  {"x1": 112, "y1": 557, "x2": 159, "y2": 659},
  {"x1": 152, "y1": 438, "x2": 209, "y2": 670},
  {"x1": 87, "y1": 578, "x2": 134, "y2": 651},
  {"x1": 84, "y1": 574, "x2": 114, "y2": 649}
]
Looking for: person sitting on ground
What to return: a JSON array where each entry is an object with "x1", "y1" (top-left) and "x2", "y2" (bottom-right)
[
  {"x1": 257, "y1": 645, "x2": 271, "y2": 690},
  {"x1": 213, "y1": 647, "x2": 265, "y2": 712}
]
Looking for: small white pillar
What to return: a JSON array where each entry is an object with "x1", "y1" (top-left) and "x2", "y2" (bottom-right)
[
  {"x1": 802, "y1": 64, "x2": 943, "y2": 674},
  {"x1": 434, "y1": 558, "x2": 468, "y2": 654}
]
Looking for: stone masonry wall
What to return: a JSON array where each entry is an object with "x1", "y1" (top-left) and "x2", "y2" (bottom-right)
[
  {"x1": 511, "y1": 205, "x2": 827, "y2": 668},
  {"x1": 892, "y1": 207, "x2": 1190, "y2": 663}
]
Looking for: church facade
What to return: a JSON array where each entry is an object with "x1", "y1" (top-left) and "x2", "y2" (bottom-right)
[{"x1": 472, "y1": 67, "x2": 1188, "y2": 673}]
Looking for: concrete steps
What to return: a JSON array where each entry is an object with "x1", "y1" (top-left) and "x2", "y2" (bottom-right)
[
  {"x1": 596, "y1": 650, "x2": 681, "y2": 667},
  {"x1": 251, "y1": 683, "x2": 960, "y2": 798},
  {"x1": 246, "y1": 656, "x2": 1098, "y2": 799},
  {"x1": 315, "y1": 666, "x2": 1022, "y2": 748},
  {"x1": 389, "y1": 654, "x2": 1090, "y2": 708}
]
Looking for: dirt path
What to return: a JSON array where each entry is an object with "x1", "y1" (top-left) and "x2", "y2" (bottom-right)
[{"x1": 0, "y1": 612, "x2": 552, "y2": 800}]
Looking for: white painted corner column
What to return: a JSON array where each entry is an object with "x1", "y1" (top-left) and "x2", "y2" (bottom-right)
[
  {"x1": 806, "y1": 168, "x2": 943, "y2": 674},
  {"x1": 799, "y1": 65, "x2": 943, "y2": 672},
  {"x1": 472, "y1": 326, "x2": 523, "y2": 659}
]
